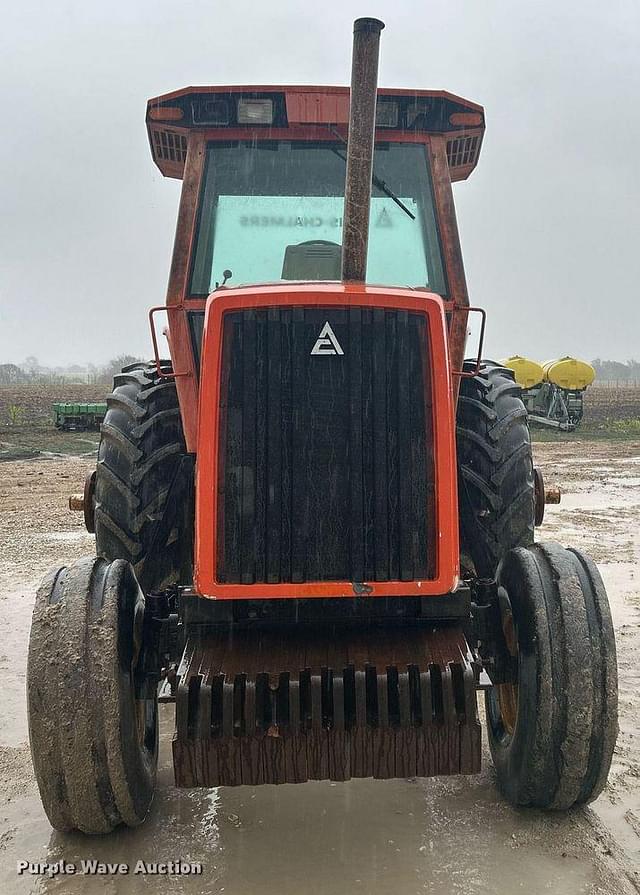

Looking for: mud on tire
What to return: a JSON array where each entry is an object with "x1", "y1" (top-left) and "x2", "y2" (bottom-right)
[
  {"x1": 27, "y1": 556, "x2": 158, "y2": 834},
  {"x1": 486, "y1": 541, "x2": 618, "y2": 809},
  {"x1": 457, "y1": 361, "x2": 535, "y2": 577},
  {"x1": 94, "y1": 362, "x2": 191, "y2": 592}
]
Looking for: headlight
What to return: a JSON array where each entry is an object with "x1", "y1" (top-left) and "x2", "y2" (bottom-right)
[
  {"x1": 375, "y1": 100, "x2": 398, "y2": 127},
  {"x1": 237, "y1": 98, "x2": 274, "y2": 124}
]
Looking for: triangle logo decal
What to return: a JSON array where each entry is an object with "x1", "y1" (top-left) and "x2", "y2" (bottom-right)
[{"x1": 310, "y1": 321, "x2": 344, "y2": 356}]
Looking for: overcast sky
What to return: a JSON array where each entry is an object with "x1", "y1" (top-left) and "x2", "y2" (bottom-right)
[{"x1": 1, "y1": 0, "x2": 638, "y2": 368}]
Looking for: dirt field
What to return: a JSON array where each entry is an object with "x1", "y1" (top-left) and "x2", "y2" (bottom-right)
[
  {"x1": 0, "y1": 384, "x2": 107, "y2": 428},
  {"x1": 0, "y1": 440, "x2": 638, "y2": 894},
  {"x1": 0, "y1": 384, "x2": 106, "y2": 461},
  {"x1": 1, "y1": 381, "x2": 639, "y2": 433},
  {"x1": 584, "y1": 386, "x2": 640, "y2": 425}
]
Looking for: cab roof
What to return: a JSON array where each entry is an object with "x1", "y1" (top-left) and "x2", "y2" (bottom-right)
[{"x1": 146, "y1": 85, "x2": 485, "y2": 182}]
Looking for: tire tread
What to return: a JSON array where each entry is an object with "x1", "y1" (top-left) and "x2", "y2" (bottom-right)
[
  {"x1": 94, "y1": 362, "x2": 188, "y2": 591},
  {"x1": 457, "y1": 361, "x2": 535, "y2": 576}
]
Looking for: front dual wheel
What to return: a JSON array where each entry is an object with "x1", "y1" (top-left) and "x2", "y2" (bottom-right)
[
  {"x1": 27, "y1": 556, "x2": 158, "y2": 834},
  {"x1": 486, "y1": 541, "x2": 618, "y2": 809}
]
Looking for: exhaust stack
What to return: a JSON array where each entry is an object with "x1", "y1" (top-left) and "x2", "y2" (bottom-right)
[{"x1": 341, "y1": 17, "x2": 385, "y2": 282}]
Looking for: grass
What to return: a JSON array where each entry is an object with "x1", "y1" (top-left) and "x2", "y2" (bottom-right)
[
  {"x1": 530, "y1": 418, "x2": 640, "y2": 442},
  {"x1": 0, "y1": 427, "x2": 99, "y2": 461},
  {"x1": 606, "y1": 418, "x2": 640, "y2": 436}
]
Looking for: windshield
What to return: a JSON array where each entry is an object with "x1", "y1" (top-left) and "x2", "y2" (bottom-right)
[{"x1": 189, "y1": 141, "x2": 447, "y2": 294}]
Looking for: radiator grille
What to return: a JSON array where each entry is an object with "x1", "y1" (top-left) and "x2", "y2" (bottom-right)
[{"x1": 216, "y1": 307, "x2": 436, "y2": 585}]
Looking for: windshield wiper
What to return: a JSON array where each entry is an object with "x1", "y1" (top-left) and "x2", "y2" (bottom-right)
[{"x1": 329, "y1": 130, "x2": 416, "y2": 221}]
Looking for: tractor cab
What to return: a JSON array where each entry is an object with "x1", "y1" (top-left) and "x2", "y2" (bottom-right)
[
  {"x1": 147, "y1": 87, "x2": 483, "y2": 295},
  {"x1": 145, "y1": 86, "x2": 485, "y2": 448}
]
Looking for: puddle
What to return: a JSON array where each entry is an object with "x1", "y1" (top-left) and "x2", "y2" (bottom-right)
[
  {"x1": 0, "y1": 588, "x2": 33, "y2": 747},
  {"x1": 1, "y1": 720, "x2": 604, "y2": 895}
]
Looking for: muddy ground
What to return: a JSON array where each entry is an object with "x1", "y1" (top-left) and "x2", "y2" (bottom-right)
[{"x1": 0, "y1": 440, "x2": 638, "y2": 894}]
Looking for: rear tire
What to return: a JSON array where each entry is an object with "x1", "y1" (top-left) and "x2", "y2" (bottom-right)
[
  {"x1": 27, "y1": 556, "x2": 158, "y2": 833},
  {"x1": 486, "y1": 541, "x2": 618, "y2": 809},
  {"x1": 457, "y1": 361, "x2": 535, "y2": 576},
  {"x1": 94, "y1": 362, "x2": 191, "y2": 592}
]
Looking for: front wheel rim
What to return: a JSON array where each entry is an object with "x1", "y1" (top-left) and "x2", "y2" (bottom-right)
[
  {"x1": 496, "y1": 682, "x2": 518, "y2": 737},
  {"x1": 488, "y1": 595, "x2": 519, "y2": 743}
]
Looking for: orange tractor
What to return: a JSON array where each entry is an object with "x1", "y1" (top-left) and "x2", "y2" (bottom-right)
[{"x1": 28, "y1": 19, "x2": 617, "y2": 833}]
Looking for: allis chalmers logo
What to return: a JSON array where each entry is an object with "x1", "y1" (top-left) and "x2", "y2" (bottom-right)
[{"x1": 310, "y1": 322, "x2": 344, "y2": 356}]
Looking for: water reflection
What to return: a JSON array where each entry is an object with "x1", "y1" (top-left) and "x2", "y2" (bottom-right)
[{"x1": 24, "y1": 712, "x2": 597, "y2": 895}]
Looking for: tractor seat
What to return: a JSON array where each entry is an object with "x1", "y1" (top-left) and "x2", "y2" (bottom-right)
[{"x1": 281, "y1": 240, "x2": 341, "y2": 280}]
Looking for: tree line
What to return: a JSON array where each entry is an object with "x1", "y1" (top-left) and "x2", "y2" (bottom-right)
[
  {"x1": 2, "y1": 355, "x2": 639, "y2": 387},
  {"x1": 590, "y1": 359, "x2": 640, "y2": 382},
  {"x1": 0, "y1": 354, "x2": 145, "y2": 386}
]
